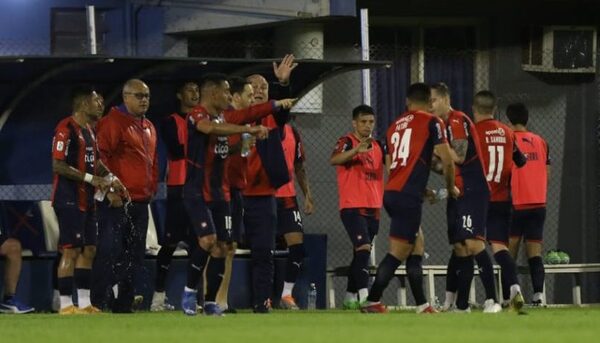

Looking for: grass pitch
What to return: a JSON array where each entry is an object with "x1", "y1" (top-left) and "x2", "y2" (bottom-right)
[{"x1": 1, "y1": 307, "x2": 599, "y2": 343}]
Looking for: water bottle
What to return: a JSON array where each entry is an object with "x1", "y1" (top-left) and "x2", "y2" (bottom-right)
[
  {"x1": 307, "y1": 283, "x2": 317, "y2": 310},
  {"x1": 240, "y1": 132, "x2": 252, "y2": 157},
  {"x1": 94, "y1": 174, "x2": 114, "y2": 202}
]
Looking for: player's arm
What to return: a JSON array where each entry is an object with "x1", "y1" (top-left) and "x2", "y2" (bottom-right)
[
  {"x1": 512, "y1": 144, "x2": 527, "y2": 168},
  {"x1": 224, "y1": 99, "x2": 296, "y2": 125},
  {"x1": 294, "y1": 160, "x2": 314, "y2": 215},
  {"x1": 384, "y1": 153, "x2": 391, "y2": 174},
  {"x1": 195, "y1": 119, "x2": 268, "y2": 139},
  {"x1": 330, "y1": 137, "x2": 372, "y2": 166},
  {"x1": 96, "y1": 160, "x2": 128, "y2": 197},
  {"x1": 430, "y1": 154, "x2": 443, "y2": 174},
  {"x1": 433, "y1": 143, "x2": 458, "y2": 198},
  {"x1": 52, "y1": 159, "x2": 110, "y2": 191},
  {"x1": 449, "y1": 138, "x2": 468, "y2": 164},
  {"x1": 162, "y1": 116, "x2": 185, "y2": 160}
]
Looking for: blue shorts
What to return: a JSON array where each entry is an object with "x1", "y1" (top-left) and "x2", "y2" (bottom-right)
[
  {"x1": 383, "y1": 191, "x2": 422, "y2": 244},
  {"x1": 447, "y1": 191, "x2": 489, "y2": 244},
  {"x1": 486, "y1": 201, "x2": 511, "y2": 246},
  {"x1": 164, "y1": 186, "x2": 194, "y2": 246},
  {"x1": 340, "y1": 207, "x2": 380, "y2": 248},
  {"x1": 54, "y1": 206, "x2": 97, "y2": 248},
  {"x1": 276, "y1": 197, "x2": 303, "y2": 235},
  {"x1": 182, "y1": 196, "x2": 216, "y2": 238},
  {"x1": 208, "y1": 201, "x2": 232, "y2": 242},
  {"x1": 510, "y1": 207, "x2": 546, "y2": 242},
  {"x1": 230, "y1": 188, "x2": 245, "y2": 244}
]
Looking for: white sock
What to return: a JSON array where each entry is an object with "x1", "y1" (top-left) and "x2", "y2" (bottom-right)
[
  {"x1": 281, "y1": 282, "x2": 294, "y2": 298},
  {"x1": 184, "y1": 286, "x2": 197, "y2": 293},
  {"x1": 77, "y1": 289, "x2": 91, "y2": 308},
  {"x1": 357, "y1": 288, "x2": 369, "y2": 302},
  {"x1": 444, "y1": 291, "x2": 456, "y2": 305},
  {"x1": 112, "y1": 284, "x2": 119, "y2": 299},
  {"x1": 509, "y1": 284, "x2": 521, "y2": 300},
  {"x1": 533, "y1": 292, "x2": 543, "y2": 302},
  {"x1": 60, "y1": 295, "x2": 73, "y2": 309},
  {"x1": 345, "y1": 292, "x2": 357, "y2": 302}
]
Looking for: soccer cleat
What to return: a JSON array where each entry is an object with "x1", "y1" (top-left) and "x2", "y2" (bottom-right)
[
  {"x1": 556, "y1": 250, "x2": 570, "y2": 264},
  {"x1": 0, "y1": 298, "x2": 35, "y2": 314},
  {"x1": 441, "y1": 302, "x2": 456, "y2": 312},
  {"x1": 80, "y1": 305, "x2": 102, "y2": 314},
  {"x1": 59, "y1": 305, "x2": 82, "y2": 315},
  {"x1": 416, "y1": 302, "x2": 438, "y2": 314},
  {"x1": 181, "y1": 290, "x2": 198, "y2": 316},
  {"x1": 253, "y1": 299, "x2": 272, "y2": 314},
  {"x1": 483, "y1": 299, "x2": 502, "y2": 313},
  {"x1": 360, "y1": 302, "x2": 388, "y2": 313},
  {"x1": 342, "y1": 299, "x2": 360, "y2": 310},
  {"x1": 530, "y1": 299, "x2": 546, "y2": 307},
  {"x1": 132, "y1": 295, "x2": 144, "y2": 311},
  {"x1": 280, "y1": 295, "x2": 300, "y2": 310},
  {"x1": 203, "y1": 302, "x2": 225, "y2": 316},
  {"x1": 510, "y1": 291, "x2": 525, "y2": 311}
]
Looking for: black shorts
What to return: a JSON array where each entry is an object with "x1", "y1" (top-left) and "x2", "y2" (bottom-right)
[
  {"x1": 486, "y1": 201, "x2": 512, "y2": 246},
  {"x1": 447, "y1": 191, "x2": 489, "y2": 244},
  {"x1": 383, "y1": 191, "x2": 422, "y2": 244},
  {"x1": 230, "y1": 188, "x2": 245, "y2": 243},
  {"x1": 208, "y1": 201, "x2": 232, "y2": 242},
  {"x1": 340, "y1": 208, "x2": 380, "y2": 248},
  {"x1": 164, "y1": 186, "x2": 194, "y2": 246},
  {"x1": 243, "y1": 195, "x2": 277, "y2": 251},
  {"x1": 182, "y1": 196, "x2": 216, "y2": 239},
  {"x1": 54, "y1": 206, "x2": 97, "y2": 248},
  {"x1": 276, "y1": 197, "x2": 303, "y2": 235},
  {"x1": 510, "y1": 207, "x2": 546, "y2": 242}
]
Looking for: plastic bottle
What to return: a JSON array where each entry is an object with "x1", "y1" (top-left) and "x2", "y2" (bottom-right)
[
  {"x1": 435, "y1": 188, "x2": 448, "y2": 201},
  {"x1": 307, "y1": 283, "x2": 317, "y2": 310},
  {"x1": 240, "y1": 132, "x2": 252, "y2": 157},
  {"x1": 94, "y1": 174, "x2": 114, "y2": 202}
]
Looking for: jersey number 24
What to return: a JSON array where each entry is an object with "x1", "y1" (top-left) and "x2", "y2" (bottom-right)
[{"x1": 390, "y1": 129, "x2": 412, "y2": 169}]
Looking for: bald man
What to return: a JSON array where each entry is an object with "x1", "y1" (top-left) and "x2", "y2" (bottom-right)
[{"x1": 93, "y1": 79, "x2": 158, "y2": 313}]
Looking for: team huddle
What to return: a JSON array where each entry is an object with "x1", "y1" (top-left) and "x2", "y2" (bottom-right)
[{"x1": 0, "y1": 55, "x2": 549, "y2": 315}]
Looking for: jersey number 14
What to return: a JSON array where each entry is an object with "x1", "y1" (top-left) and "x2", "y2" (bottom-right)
[{"x1": 390, "y1": 129, "x2": 412, "y2": 169}]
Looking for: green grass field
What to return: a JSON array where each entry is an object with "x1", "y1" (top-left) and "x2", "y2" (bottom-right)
[{"x1": 1, "y1": 308, "x2": 599, "y2": 343}]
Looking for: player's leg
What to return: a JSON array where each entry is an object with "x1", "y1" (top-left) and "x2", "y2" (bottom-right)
[
  {"x1": 443, "y1": 197, "x2": 460, "y2": 311},
  {"x1": 340, "y1": 209, "x2": 372, "y2": 309},
  {"x1": 54, "y1": 207, "x2": 84, "y2": 314},
  {"x1": 216, "y1": 241, "x2": 236, "y2": 312},
  {"x1": 278, "y1": 199, "x2": 305, "y2": 310},
  {"x1": 524, "y1": 208, "x2": 546, "y2": 306},
  {"x1": 203, "y1": 201, "x2": 231, "y2": 316},
  {"x1": 488, "y1": 202, "x2": 523, "y2": 310},
  {"x1": 74, "y1": 209, "x2": 99, "y2": 313},
  {"x1": 362, "y1": 192, "x2": 420, "y2": 313},
  {"x1": 0, "y1": 237, "x2": 34, "y2": 314},
  {"x1": 407, "y1": 228, "x2": 435, "y2": 313}
]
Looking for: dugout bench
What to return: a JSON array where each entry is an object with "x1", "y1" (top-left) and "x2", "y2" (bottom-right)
[{"x1": 326, "y1": 263, "x2": 600, "y2": 308}]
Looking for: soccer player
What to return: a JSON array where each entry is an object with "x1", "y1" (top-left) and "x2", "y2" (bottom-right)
[
  {"x1": 473, "y1": 91, "x2": 526, "y2": 310},
  {"x1": 0, "y1": 228, "x2": 34, "y2": 313},
  {"x1": 430, "y1": 82, "x2": 500, "y2": 313},
  {"x1": 52, "y1": 85, "x2": 122, "y2": 314},
  {"x1": 506, "y1": 102, "x2": 551, "y2": 306},
  {"x1": 180, "y1": 73, "x2": 293, "y2": 316},
  {"x1": 360, "y1": 83, "x2": 457, "y2": 313},
  {"x1": 276, "y1": 122, "x2": 314, "y2": 310},
  {"x1": 95, "y1": 79, "x2": 158, "y2": 313},
  {"x1": 330, "y1": 104, "x2": 385, "y2": 309},
  {"x1": 150, "y1": 81, "x2": 200, "y2": 311}
]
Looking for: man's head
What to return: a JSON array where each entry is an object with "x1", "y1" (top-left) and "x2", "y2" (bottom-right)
[
  {"x1": 430, "y1": 82, "x2": 450, "y2": 117},
  {"x1": 246, "y1": 74, "x2": 269, "y2": 104},
  {"x1": 176, "y1": 81, "x2": 200, "y2": 113},
  {"x1": 352, "y1": 104, "x2": 376, "y2": 139},
  {"x1": 506, "y1": 102, "x2": 529, "y2": 127},
  {"x1": 472, "y1": 90, "x2": 496, "y2": 120},
  {"x1": 71, "y1": 85, "x2": 104, "y2": 123},
  {"x1": 122, "y1": 79, "x2": 150, "y2": 117},
  {"x1": 229, "y1": 76, "x2": 254, "y2": 110},
  {"x1": 199, "y1": 73, "x2": 232, "y2": 113},
  {"x1": 406, "y1": 83, "x2": 432, "y2": 112}
]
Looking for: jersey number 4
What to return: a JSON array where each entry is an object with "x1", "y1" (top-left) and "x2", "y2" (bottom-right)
[
  {"x1": 486, "y1": 145, "x2": 504, "y2": 183},
  {"x1": 390, "y1": 129, "x2": 412, "y2": 169}
]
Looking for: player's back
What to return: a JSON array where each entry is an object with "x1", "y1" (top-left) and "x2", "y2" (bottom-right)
[
  {"x1": 184, "y1": 106, "x2": 211, "y2": 198},
  {"x1": 475, "y1": 119, "x2": 515, "y2": 202},
  {"x1": 512, "y1": 131, "x2": 549, "y2": 208},
  {"x1": 385, "y1": 110, "x2": 446, "y2": 197}
]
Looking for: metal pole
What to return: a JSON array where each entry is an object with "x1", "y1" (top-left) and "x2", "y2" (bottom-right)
[
  {"x1": 86, "y1": 5, "x2": 97, "y2": 55},
  {"x1": 360, "y1": 8, "x2": 370, "y2": 105}
]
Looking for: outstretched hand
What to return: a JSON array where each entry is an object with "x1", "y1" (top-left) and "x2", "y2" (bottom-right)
[
  {"x1": 276, "y1": 98, "x2": 298, "y2": 110},
  {"x1": 273, "y1": 54, "x2": 298, "y2": 85},
  {"x1": 250, "y1": 125, "x2": 269, "y2": 140}
]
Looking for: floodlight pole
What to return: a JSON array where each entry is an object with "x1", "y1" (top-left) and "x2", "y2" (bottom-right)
[{"x1": 86, "y1": 5, "x2": 98, "y2": 55}]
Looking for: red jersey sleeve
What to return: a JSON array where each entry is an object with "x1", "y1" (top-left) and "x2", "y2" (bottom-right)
[
  {"x1": 447, "y1": 114, "x2": 467, "y2": 142},
  {"x1": 52, "y1": 124, "x2": 71, "y2": 161},
  {"x1": 332, "y1": 136, "x2": 352, "y2": 156},
  {"x1": 188, "y1": 108, "x2": 211, "y2": 126}
]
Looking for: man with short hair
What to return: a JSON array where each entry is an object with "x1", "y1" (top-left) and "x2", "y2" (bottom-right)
[
  {"x1": 330, "y1": 104, "x2": 384, "y2": 309},
  {"x1": 0, "y1": 226, "x2": 34, "y2": 314},
  {"x1": 506, "y1": 102, "x2": 550, "y2": 307},
  {"x1": 473, "y1": 91, "x2": 526, "y2": 310},
  {"x1": 95, "y1": 79, "x2": 158, "y2": 313},
  {"x1": 51, "y1": 86, "x2": 122, "y2": 315},
  {"x1": 430, "y1": 82, "x2": 500, "y2": 313},
  {"x1": 150, "y1": 81, "x2": 200, "y2": 311},
  {"x1": 360, "y1": 83, "x2": 457, "y2": 314}
]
